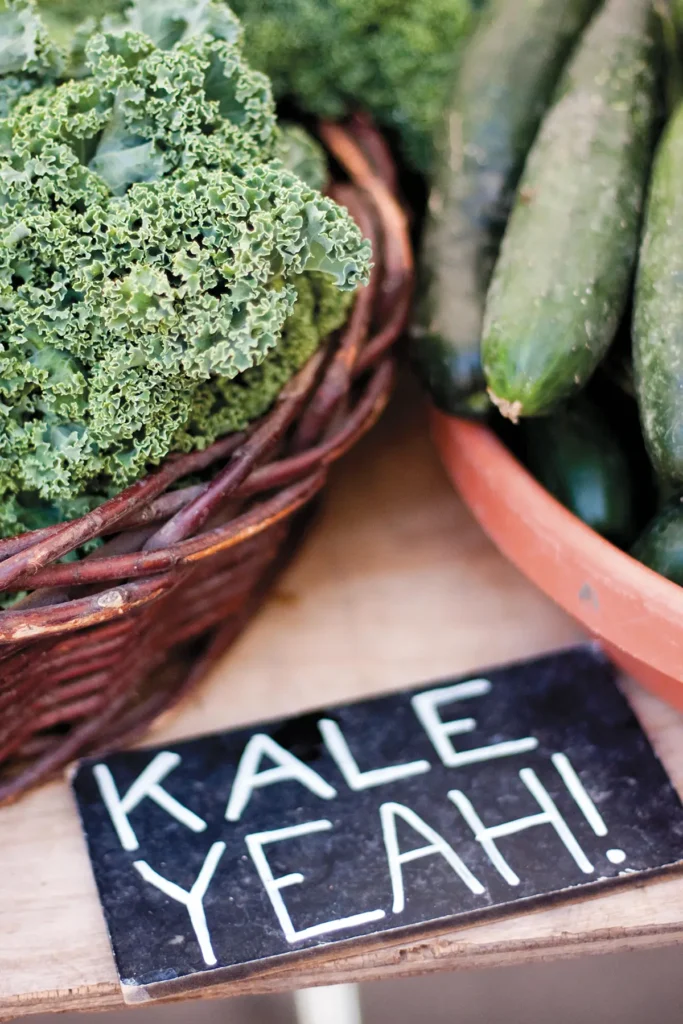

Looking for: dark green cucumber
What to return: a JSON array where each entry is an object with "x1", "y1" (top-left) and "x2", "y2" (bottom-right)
[
  {"x1": 631, "y1": 498, "x2": 683, "y2": 585},
  {"x1": 411, "y1": 0, "x2": 598, "y2": 419},
  {"x1": 522, "y1": 399, "x2": 639, "y2": 548},
  {"x1": 482, "y1": 0, "x2": 658, "y2": 421},
  {"x1": 633, "y1": 102, "x2": 683, "y2": 487}
]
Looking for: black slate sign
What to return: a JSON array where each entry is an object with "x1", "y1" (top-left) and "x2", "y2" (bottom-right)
[{"x1": 71, "y1": 646, "x2": 683, "y2": 1002}]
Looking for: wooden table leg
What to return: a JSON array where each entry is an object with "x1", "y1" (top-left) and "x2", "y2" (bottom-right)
[{"x1": 294, "y1": 983, "x2": 363, "y2": 1024}]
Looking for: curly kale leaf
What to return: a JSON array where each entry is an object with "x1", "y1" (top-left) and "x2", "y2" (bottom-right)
[
  {"x1": 0, "y1": 0, "x2": 63, "y2": 115},
  {"x1": 176, "y1": 271, "x2": 351, "y2": 449},
  {"x1": 0, "y1": 272, "x2": 350, "y2": 537},
  {"x1": 121, "y1": 0, "x2": 243, "y2": 49},
  {"x1": 0, "y1": 0, "x2": 62, "y2": 76},
  {"x1": 0, "y1": 7, "x2": 370, "y2": 537},
  {"x1": 34, "y1": 0, "x2": 127, "y2": 38}
]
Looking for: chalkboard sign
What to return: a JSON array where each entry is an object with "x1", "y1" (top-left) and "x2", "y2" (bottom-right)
[{"x1": 71, "y1": 646, "x2": 683, "y2": 1002}]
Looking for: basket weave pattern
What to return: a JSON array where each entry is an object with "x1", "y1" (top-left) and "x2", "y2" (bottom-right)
[{"x1": 0, "y1": 119, "x2": 413, "y2": 804}]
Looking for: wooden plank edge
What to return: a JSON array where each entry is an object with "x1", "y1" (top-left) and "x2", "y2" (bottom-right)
[
  {"x1": 120, "y1": 862, "x2": 683, "y2": 1002},
  {"x1": 4, "y1": 919, "x2": 683, "y2": 1019}
]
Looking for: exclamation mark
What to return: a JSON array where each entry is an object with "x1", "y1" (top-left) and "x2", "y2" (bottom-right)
[{"x1": 551, "y1": 753, "x2": 626, "y2": 865}]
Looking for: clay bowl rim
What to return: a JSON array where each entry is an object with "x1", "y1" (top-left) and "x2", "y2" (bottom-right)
[{"x1": 430, "y1": 409, "x2": 683, "y2": 686}]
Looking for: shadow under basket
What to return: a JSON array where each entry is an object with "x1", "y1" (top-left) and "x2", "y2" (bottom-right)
[{"x1": 0, "y1": 117, "x2": 414, "y2": 805}]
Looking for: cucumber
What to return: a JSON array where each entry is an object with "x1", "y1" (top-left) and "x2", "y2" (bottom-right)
[
  {"x1": 482, "y1": 0, "x2": 658, "y2": 422},
  {"x1": 633, "y1": 102, "x2": 683, "y2": 487},
  {"x1": 411, "y1": 0, "x2": 598, "y2": 419},
  {"x1": 631, "y1": 498, "x2": 683, "y2": 585},
  {"x1": 521, "y1": 399, "x2": 639, "y2": 548}
]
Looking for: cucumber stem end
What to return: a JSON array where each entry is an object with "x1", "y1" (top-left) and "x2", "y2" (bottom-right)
[{"x1": 487, "y1": 390, "x2": 522, "y2": 423}]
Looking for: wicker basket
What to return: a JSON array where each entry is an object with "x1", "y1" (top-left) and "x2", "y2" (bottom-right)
[{"x1": 0, "y1": 118, "x2": 414, "y2": 804}]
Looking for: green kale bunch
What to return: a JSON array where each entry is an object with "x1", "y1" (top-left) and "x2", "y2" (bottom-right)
[
  {"x1": 34, "y1": 0, "x2": 473, "y2": 174},
  {"x1": 228, "y1": 0, "x2": 473, "y2": 174},
  {"x1": 0, "y1": 0, "x2": 371, "y2": 536}
]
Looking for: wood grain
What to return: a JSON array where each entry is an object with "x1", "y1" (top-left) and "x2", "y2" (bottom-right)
[{"x1": 2, "y1": 384, "x2": 682, "y2": 1019}]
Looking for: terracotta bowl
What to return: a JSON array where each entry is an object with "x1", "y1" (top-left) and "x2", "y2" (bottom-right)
[{"x1": 431, "y1": 410, "x2": 683, "y2": 711}]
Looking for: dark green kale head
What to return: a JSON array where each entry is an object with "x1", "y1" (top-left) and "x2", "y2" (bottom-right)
[
  {"x1": 227, "y1": 0, "x2": 473, "y2": 174},
  {"x1": 0, "y1": 0, "x2": 371, "y2": 535}
]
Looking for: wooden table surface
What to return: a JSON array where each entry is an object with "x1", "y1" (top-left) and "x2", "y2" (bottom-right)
[{"x1": 2, "y1": 386, "x2": 683, "y2": 1020}]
